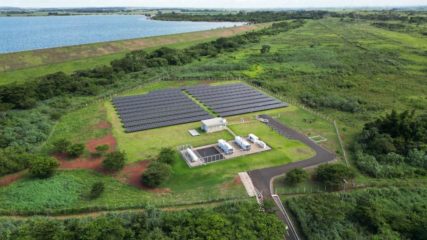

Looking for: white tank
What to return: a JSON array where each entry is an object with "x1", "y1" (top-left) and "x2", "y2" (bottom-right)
[
  {"x1": 235, "y1": 136, "x2": 251, "y2": 150},
  {"x1": 218, "y1": 139, "x2": 234, "y2": 154},
  {"x1": 248, "y1": 133, "x2": 259, "y2": 143},
  {"x1": 255, "y1": 140, "x2": 267, "y2": 149},
  {"x1": 186, "y1": 148, "x2": 199, "y2": 162}
]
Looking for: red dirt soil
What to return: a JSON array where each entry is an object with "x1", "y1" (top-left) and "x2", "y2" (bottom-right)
[
  {"x1": 96, "y1": 121, "x2": 111, "y2": 129},
  {"x1": 55, "y1": 134, "x2": 116, "y2": 172},
  {"x1": 59, "y1": 157, "x2": 104, "y2": 171},
  {"x1": 116, "y1": 160, "x2": 171, "y2": 193},
  {"x1": 86, "y1": 134, "x2": 116, "y2": 153},
  {"x1": 0, "y1": 171, "x2": 26, "y2": 187}
]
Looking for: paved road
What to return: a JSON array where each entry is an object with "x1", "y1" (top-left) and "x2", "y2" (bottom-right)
[{"x1": 248, "y1": 114, "x2": 336, "y2": 240}]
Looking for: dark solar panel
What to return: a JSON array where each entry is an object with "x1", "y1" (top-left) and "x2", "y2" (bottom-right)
[
  {"x1": 121, "y1": 108, "x2": 206, "y2": 124},
  {"x1": 112, "y1": 89, "x2": 212, "y2": 132},
  {"x1": 218, "y1": 103, "x2": 288, "y2": 117},
  {"x1": 126, "y1": 114, "x2": 211, "y2": 132},
  {"x1": 186, "y1": 83, "x2": 287, "y2": 117}
]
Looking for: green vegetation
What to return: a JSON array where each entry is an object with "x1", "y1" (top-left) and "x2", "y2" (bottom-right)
[
  {"x1": 314, "y1": 164, "x2": 356, "y2": 189},
  {"x1": 141, "y1": 162, "x2": 172, "y2": 188},
  {"x1": 103, "y1": 151, "x2": 127, "y2": 172},
  {"x1": 88, "y1": 181, "x2": 105, "y2": 200},
  {"x1": 285, "y1": 168, "x2": 308, "y2": 186},
  {"x1": 354, "y1": 110, "x2": 427, "y2": 178},
  {"x1": 286, "y1": 187, "x2": 427, "y2": 239},
  {"x1": 0, "y1": 202, "x2": 284, "y2": 240},
  {"x1": 28, "y1": 156, "x2": 59, "y2": 179},
  {"x1": 153, "y1": 10, "x2": 328, "y2": 23}
]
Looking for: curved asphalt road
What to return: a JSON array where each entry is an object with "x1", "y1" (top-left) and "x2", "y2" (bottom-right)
[{"x1": 248, "y1": 114, "x2": 336, "y2": 240}]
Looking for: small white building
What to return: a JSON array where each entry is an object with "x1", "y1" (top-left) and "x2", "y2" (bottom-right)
[
  {"x1": 218, "y1": 139, "x2": 234, "y2": 154},
  {"x1": 235, "y1": 136, "x2": 251, "y2": 151},
  {"x1": 201, "y1": 118, "x2": 227, "y2": 133}
]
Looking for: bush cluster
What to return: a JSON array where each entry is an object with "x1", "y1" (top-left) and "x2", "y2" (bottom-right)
[
  {"x1": 355, "y1": 110, "x2": 427, "y2": 178},
  {"x1": 141, "y1": 147, "x2": 176, "y2": 188}
]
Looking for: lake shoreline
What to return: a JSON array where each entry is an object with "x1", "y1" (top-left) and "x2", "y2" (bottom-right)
[{"x1": 0, "y1": 15, "x2": 244, "y2": 54}]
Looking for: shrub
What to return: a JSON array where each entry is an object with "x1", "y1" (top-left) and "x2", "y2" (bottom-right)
[
  {"x1": 89, "y1": 182, "x2": 105, "y2": 199},
  {"x1": 285, "y1": 168, "x2": 308, "y2": 186},
  {"x1": 314, "y1": 164, "x2": 355, "y2": 189},
  {"x1": 52, "y1": 138, "x2": 71, "y2": 153},
  {"x1": 158, "y1": 148, "x2": 176, "y2": 165},
  {"x1": 29, "y1": 156, "x2": 59, "y2": 178},
  {"x1": 260, "y1": 45, "x2": 271, "y2": 54},
  {"x1": 103, "y1": 151, "x2": 126, "y2": 171},
  {"x1": 0, "y1": 147, "x2": 32, "y2": 176},
  {"x1": 66, "y1": 143, "x2": 85, "y2": 158},
  {"x1": 95, "y1": 145, "x2": 110, "y2": 156},
  {"x1": 141, "y1": 162, "x2": 172, "y2": 188}
]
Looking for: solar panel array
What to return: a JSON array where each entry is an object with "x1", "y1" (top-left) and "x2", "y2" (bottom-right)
[
  {"x1": 185, "y1": 84, "x2": 287, "y2": 117},
  {"x1": 113, "y1": 89, "x2": 212, "y2": 132}
]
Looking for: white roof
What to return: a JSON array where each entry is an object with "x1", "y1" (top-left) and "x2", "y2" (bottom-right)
[{"x1": 201, "y1": 118, "x2": 226, "y2": 126}]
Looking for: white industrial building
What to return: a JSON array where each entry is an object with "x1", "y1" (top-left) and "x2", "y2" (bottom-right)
[
  {"x1": 218, "y1": 139, "x2": 234, "y2": 154},
  {"x1": 201, "y1": 118, "x2": 227, "y2": 133}
]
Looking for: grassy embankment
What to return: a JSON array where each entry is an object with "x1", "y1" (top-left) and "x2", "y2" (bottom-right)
[{"x1": 0, "y1": 23, "x2": 267, "y2": 85}]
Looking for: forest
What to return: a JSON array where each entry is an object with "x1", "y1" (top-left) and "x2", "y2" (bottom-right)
[
  {"x1": 0, "y1": 202, "x2": 284, "y2": 240},
  {"x1": 286, "y1": 187, "x2": 427, "y2": 239}
]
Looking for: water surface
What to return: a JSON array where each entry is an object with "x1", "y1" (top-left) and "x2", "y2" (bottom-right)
[{"x1": 0, "y1": 15, "x2": 243, "y2": 53}]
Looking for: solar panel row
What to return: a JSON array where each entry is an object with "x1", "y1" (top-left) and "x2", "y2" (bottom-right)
[
  {"x1": 113, "y1": 89, "x2": 212, "y2": 132},
  {"x1": 124, "y1": 108, "x2": 208, "y2": 126},
  {"x1": 120, "y1": 106, "x2": 203, "y2": 122},
  {"x1": 115, "y1": 98, "x2": 193, "y2": 111},
  {"x1": 113, "y1": 92, "x2": 185, "y2": 106},
  {"x1": 124, "y1": 111, "x2": 210, "y2": 128},
  {"x1": 185, "y1": 83, "x2": 288, "y2": 117},
  {"x1": 126, "y1": 114, "x2": 212, "y2": 133}
]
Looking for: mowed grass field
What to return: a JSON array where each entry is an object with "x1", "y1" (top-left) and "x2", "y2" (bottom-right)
[
  {"x1": 0, "y1": 80, "x2": 338, "y2": 214},
  {"x1": 0, "y1": 23, "x2": 268, "y2": 86}
]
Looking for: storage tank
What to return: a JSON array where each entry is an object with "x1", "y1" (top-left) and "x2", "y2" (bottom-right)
[
  {"x1": 248, "y1": 133, "x2": 259, "y2": 143},
  {"x1": 218, "y1": 139, "x2": 234, "y2": 154},
  {"x1": 235, "y1": 136, "x2": 251, "y2": 151},
  {"x1": 255, "y1": 140, "x2": 267, "y2": 149},
  {"x1": 186, "y1": 148, "x2": 199, "y2": 162}
]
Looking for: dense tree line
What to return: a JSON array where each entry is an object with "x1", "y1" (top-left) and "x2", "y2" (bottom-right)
[
  {"x1": 354, "y1": 110, "x2": 427, "y2": 178},
  {"x1": 286, "y1": 187, "x2": 427, "y2": 240},
  {"x1": 331, "y1": 11, "x2": 427, "y2": 24},
  {"x1": 0, "y1": 202, "x2": 284, "y2": 240},
  {"x1": 152, "y1": 11, "x2": 328, "y2": 23}
]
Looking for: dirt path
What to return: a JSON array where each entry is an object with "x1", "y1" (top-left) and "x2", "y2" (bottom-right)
[{"x1": 0, "y1": 170, "x2": 27, "y2": 187}]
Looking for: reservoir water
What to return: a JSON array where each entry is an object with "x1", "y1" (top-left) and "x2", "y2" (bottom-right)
[{"x1": 0, "y1": 15, "x2": 243, "y2": 54}]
